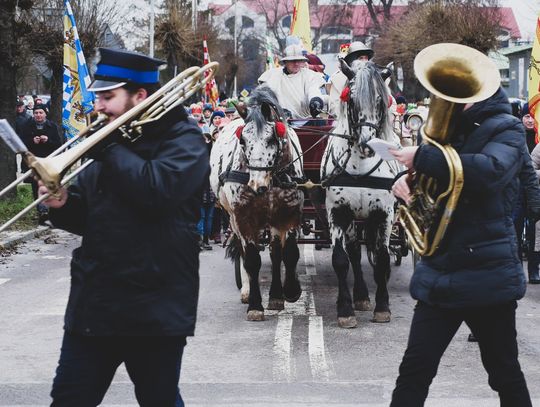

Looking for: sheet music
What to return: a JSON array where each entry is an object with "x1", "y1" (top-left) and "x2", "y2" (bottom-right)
[
  {"x1": 0, "y1": 119, "x2": 28, "y2": 154},
  {"x1": 367, "y1": 138, "x2": 401, "y2": 161}
]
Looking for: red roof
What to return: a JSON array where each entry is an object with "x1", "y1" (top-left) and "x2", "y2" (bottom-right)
[{"x1": 209, "y1": 3, "x2": 521, "y2": 39}]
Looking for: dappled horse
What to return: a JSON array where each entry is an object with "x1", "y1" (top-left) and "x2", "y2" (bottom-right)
[
  {"x1": 209, "y1": 86, "x2": 305, "y2": 321},
  {"x1": 321, "y1": 59, "x2": 400, "y2": 328}
]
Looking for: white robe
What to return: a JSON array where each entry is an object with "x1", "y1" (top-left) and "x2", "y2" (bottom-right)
[{"x1": 258, "y1": 67, "x2": 326, "y2": 119}]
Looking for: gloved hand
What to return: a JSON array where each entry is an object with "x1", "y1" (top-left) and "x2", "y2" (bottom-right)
[{"x1": 309, "y1": 97, "x2": 323, "y2": 118}]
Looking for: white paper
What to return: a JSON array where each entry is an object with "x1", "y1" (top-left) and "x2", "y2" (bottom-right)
[
  {"x1": 0, "y1": 119, "x2": 27, "y2": 154},
  {"x1": 367, "y1": 138, "x2": 401, "y2": 161}
]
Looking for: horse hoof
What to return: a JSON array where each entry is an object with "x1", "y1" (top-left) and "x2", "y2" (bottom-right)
[
  {"x1": 338, "y1": 316, "x2": 357, "y2": 329},
  {"x1": 247, "y1": 310, "x2": 265, "y2": 321},
  {"x1": 354, "y1": 300, "x2": 372, "y2": 311},
  {"x1": 283, "y1": 280, "x2": 302, "y2": 303},
  {"x1": 240, "y1": 293, "x2": 249, "y2": 304},
  {"x1": 371, "y1": 311, "x2": 391, "y2": 323},
  {"x1": 268, "y1": 298, "x2": 285, "y2": 311}
]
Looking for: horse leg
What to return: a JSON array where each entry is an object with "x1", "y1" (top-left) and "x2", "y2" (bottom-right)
[
  {"x1": 367, "y1": 212, "x2": 392, "y2": 323},
  {"x1": 268, "y1": 234, "x2": 284, "y2": 310},
  {"x1": 333, "y1": 237, "x2": 357, "y2": 328},
  {"x1": 240, "y1": 259, "x2": 250, "y2": 304},
  {"x1": 346, "y1": 239, "x2": 371, "y2": 311},
  {"x1": 282, "y1": 232, "x2": 301, "y2": 303},
  {"x1": 244, "y1": 242, "x2": 265, "y2": 321}
]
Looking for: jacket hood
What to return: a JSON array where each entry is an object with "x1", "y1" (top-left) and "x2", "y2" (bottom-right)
[{"x1": 462, "y1": 87, "x2": 511, "y2": 125}]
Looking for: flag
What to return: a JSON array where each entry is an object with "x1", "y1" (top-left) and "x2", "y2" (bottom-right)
[
  {"x1": 528, "y1": 12, "x2": 540, "y2": 144},
  {"x1": 62, "y1": 0, "x2": 94, "y2": 139},
  {"x1": 290, "y1": 0, "x2": 312, "y2": 53},
  {"x1": 203, "y1": 39, "x2": 219, "y2": 106}
]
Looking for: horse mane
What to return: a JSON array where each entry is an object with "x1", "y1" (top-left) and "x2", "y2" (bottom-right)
[
  {"x1": 247, "y1": 85, "x2": 285, "y2": 135},
  {"x1": 349, "y1": 61, "x2": 393, "y2": 141}
]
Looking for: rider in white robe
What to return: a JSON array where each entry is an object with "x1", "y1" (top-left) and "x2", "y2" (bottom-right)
[{"x1": 258, "y1": 44, "x2": 326, "y2": 120}]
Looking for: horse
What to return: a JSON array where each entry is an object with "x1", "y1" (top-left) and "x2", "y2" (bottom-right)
[
  {"x1": 209, "y1": 85, "x2": 305, "y2": 321},
  {"x1": 321, "y1": 59, "x2": 401, "y2": 328}
]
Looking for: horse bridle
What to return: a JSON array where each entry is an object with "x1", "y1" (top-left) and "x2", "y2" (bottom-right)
[{"x1": 346, "y1": 85, "x2": 383, "y2": 150}]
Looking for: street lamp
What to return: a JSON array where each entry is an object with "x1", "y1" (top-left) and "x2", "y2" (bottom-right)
[{"x1": 233, "y1": 0, "x2": 238, "y2": 98}]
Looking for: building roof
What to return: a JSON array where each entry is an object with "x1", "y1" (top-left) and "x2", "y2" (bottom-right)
[
  {"x1": 209, "y1": 3, "x2": 521, "y2": 39},
  {"x1": 499, "y1": 43, "x2": 533, "y2": 56}
]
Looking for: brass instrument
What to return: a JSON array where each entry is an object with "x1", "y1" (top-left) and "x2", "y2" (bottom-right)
[
  {"x1": 0, "y1": 62, "x2": 218, "y2": 233},
  {"x1": 398, "y1": 43, "x2": 500, "y2": 256}
]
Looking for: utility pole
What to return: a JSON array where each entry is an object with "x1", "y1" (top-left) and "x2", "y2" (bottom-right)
[
  {"x1": 233, "y1": 0, "x2": 238, "y2": 98},
  {"x1": 192, "y1": 0, "x2": 197, "y2": 30},
  {"x1": 149, "y1": 0, "x2": 155, "y2": 57}
]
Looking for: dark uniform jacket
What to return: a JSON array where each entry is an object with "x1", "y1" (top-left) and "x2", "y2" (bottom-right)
[
  {"x1": 410, "y1": 88, "x2": 533, "y2": 308},
  {"x1": 49, "y1": 106, "x2": 208, "y2": 336}
]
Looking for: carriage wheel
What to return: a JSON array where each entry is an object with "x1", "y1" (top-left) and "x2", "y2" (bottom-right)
[{"x1": 235, "y1": 256, "x2": 242, "y2": 290}]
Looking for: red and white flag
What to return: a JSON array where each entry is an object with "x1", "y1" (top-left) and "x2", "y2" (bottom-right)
[{"x1": 203, "y1": 39, "x2": 219, "y2": 106}]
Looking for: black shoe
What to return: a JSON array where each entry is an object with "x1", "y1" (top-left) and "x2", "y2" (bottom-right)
[
  {"x1": 467, "y1": 333, "x2": 478, "y2": 342},
  {"x1": 529, "y1": 270, "x2": 540, "y2": 284}
]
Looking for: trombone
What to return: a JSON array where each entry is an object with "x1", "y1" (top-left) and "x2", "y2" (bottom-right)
[{"x1": 0, "y1": 62, "x2": 219, "y2": 233}]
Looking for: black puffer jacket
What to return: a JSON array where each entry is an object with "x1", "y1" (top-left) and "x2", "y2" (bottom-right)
[
  {"x1": 50, "y1": 106, "x2": 209, "y2": 336},
  {"x1": 410, "y1": 88, "x2": 532, "y2": 308}
]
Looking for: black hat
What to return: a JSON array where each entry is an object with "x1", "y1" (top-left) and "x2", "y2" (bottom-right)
[
  {"x1": 16, "y1": 101, "x2": 25, "y2": 107},
  {"x1": 88, "y1": 48, "x2": 166, "y2": 92},
  {"x1": 396, "y1": 96, "x2": 407, "y2": 105},
  {"x1": 33, "y1": 104, "x2": 48, "y2": 113}
]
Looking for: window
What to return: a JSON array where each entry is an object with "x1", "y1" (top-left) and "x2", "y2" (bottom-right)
[
  {"x1": 225, "y1": 17, "x2": 235, "y2": 36},
  {"x1": 242, "y1": 16, "x2": 254, "y2": 29},
  {"x1": 322, "y1": 26, "x2": 350, "y2": 36},
  {"x1": 282, "y1": 15, "x2": 291, "y2": 29}
]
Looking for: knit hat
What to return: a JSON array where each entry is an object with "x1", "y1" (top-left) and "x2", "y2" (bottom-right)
[
  {"x1": 523, "y1": 102, "x2": 529, "y2": 116},
  {"x1": 210, "y1": 110, "x2": 225, "y2": 122}
]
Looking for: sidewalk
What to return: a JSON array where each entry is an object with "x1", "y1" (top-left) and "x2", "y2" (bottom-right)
[{"x1": 0, "y1": 225, "x2": 51, "y2": 251}]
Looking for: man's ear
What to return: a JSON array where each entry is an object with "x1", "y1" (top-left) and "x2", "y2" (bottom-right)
[{"x1": 133, "y1": 88, "x2": 148, "y2": 105}]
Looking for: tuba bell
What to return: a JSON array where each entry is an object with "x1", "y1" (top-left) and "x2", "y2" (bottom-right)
[{"x1": 398, "y1": 43, "x2": 500, "y2": 256}]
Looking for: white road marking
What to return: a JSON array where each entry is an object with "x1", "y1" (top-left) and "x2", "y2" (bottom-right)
[
  {"x1": 42, "y1": 255, "x2": 66, "y2": 260},
  {"x1": 0, "y1": 278, "x2": 10, "y2": 286},
  {"x1": 272, "y1": 315, "x2": 293, "y2": 382},
  {"x1": 308, "y1": 316, "x2": 332, "y2": 381},
  {"x1": 303, "y1": 245, "x2": 316, "y2": 275}
]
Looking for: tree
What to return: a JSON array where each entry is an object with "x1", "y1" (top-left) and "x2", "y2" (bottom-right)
[
  {"x1": 376, "y1": 0, "x2": 501, "y2": 101},
  {"x1": 0, "y1": 0, "x2": 33, "y2": 194},
  {"x1": 20, "y1": 0, "x2": 121, "y2": 125}
]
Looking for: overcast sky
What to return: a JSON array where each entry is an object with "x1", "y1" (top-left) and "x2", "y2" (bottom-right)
[{"x1": 502, "y1": 0, "x2": 539, "y2": 41}]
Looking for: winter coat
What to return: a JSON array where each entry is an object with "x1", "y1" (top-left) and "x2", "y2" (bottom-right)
[
  {"x1": 49, "y1": 106, "x2": 209, "y2": 336},
  {"x1": 20, "y1": 118, "x2": 62, "y2": 159},
  {"x1": 410, "y1": 88, "x2": 531, "y2": 308}
]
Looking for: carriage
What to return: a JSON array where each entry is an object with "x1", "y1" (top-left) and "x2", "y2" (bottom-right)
[{"x1": 211, "y1": 61, "x2": 411, "y2": 326}]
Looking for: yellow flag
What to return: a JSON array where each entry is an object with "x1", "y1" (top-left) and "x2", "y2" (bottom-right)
[
  {"x1": 528, "y1": 13, "x2": 540, "y2": 143},
  {"x1": 290, "y1": 0, "x2": 312, "y2": 52}
]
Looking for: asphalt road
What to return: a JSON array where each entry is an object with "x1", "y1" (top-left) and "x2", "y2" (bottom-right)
[{"x1": 0, "y1": 229, "x2": 539, "y2": 406}]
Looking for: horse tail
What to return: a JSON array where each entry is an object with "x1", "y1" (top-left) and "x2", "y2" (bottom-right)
[{"x1": 225, "y1": 233, "x2": 242, "y2": 262}]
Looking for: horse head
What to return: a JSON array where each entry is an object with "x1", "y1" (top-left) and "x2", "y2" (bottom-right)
[
  {"x1": 236, "y1": 85, "x2": 289, "y2": 195},
  {"x1": 340, "y1": 58, "x2": 392, "y2": 157}
]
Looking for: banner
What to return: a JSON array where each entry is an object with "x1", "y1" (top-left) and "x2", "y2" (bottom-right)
[
  {"x1": 290, "y1": 0, "x2": 312, "y2": 52},
  {"x1": 529, "y1": 12, "x2": 540, "y2": 143},
  {"x1": 203, "y1": 39, "x2": 219, "y2": 106},
  {"x1": 62, "y1": 0, "x2": 94, "y2": 139}
]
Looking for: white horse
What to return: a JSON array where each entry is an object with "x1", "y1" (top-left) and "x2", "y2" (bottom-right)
[
  {"x1": 321, "y1": 59, "x2": 401, "y2": 328},
  {"x1": 209, "y1": 86, "x2": 305, "y2": 321}
]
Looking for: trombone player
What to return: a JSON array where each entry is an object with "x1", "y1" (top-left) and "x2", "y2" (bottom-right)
[
  {"x1": 389, "y1": 44, "x2": 535, "y2": 407},
  {"x1": 39, "y1": 48, "x2": 208, "y2": 406}
]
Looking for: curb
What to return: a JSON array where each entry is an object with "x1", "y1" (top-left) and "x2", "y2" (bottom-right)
[{"x1": 0, "y1": 226, "x2": 51, "y2": 251}]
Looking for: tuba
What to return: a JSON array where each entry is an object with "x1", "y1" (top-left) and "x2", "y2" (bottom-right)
[{"x1": 398, "y1": 43, "x2": 500, "y2": 256}]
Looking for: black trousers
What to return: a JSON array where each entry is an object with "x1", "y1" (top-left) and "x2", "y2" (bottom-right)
[
  {"x1": 50, "y1": 332, "x2": 187, "y2": 407},
  {"x1": 390, "y1": 301, "x2": 531, "y2": 407}
]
